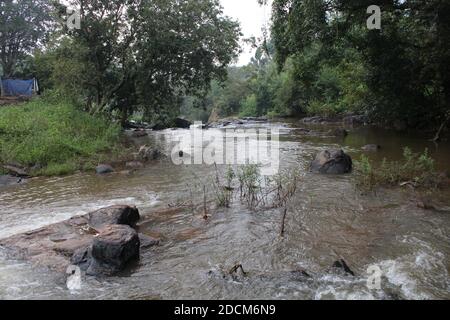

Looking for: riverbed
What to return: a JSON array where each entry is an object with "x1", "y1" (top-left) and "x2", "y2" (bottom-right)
[{"x1": 1, "y1": 120, "x2": 449, "y2": 299}]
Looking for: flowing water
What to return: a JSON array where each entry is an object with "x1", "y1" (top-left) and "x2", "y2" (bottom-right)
[{"x1": 0, "y1": 120, "x2": 449, "y2": 300}]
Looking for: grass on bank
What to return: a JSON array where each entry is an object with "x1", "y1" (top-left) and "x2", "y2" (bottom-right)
[
  {"x1": 355, "y1": 147, "x2": 443, "y2": 190},
  {"x1": 0, "y1": 94, "x2": 123, "y2": 176}
]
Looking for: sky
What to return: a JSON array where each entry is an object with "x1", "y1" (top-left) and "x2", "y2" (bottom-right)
[{"x1": 220, "y1": 0, "x2": 272, "y2": 66}]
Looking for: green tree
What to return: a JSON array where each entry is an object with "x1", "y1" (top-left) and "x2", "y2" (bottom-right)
[
  {"x1": 0, "y1": 0, "x2": 54, "y2": 77},
  {"x1": 132, "y1": 0, "x2": 240, "y2": 124},
  {"x1": 56, "y1": 0, "x2": 240, "y2": 126}
]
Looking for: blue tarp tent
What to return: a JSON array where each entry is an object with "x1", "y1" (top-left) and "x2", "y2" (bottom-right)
[{"x1": 0, "y1": 78, "x2": 36, "y2": 97}]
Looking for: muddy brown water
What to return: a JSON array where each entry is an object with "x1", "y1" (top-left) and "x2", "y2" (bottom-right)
[{"x1": 0, "y1": 120, "x2": 449, "y2": 299}]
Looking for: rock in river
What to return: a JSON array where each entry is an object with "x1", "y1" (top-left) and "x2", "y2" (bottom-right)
[
  {"x1": 96, "y1": 164, "x2": 114, "y2": 175},
  {"x1": 174, "y1": 117, "x2": 192, "y2": 129},
  {"x1": 310, "y1": 149, "x2": 352, "y2": 174},
  {"x1": 71, "y1": 224, "x2": 141, "y2": 276},
  {"x1": 88, "y1": 205, "x2": 140, "y2": 229},
  {"x1": 87, "y1": 225, "x2": 140, "y2": 275},
  {"x1": 331, "y1": 259, "x2": 355, "y2": 276},
  {"x1": 0, "y1": 204, "x2": 161, "y2": 276}
]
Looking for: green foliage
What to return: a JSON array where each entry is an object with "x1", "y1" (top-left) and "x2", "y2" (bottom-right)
[
  {"x1": 21, "y1": 0, "x2": 241, "y2": 126},
  {"x1": 355, "y1": 148, "x2": 442, "y2": 190},
  {"x1": 0, "y1": 92, "x2": 122, "y2": 176},
  {"x1": 266, "y1": 0, "x2": 450, "y2": 129},
  {"x1": 239, "y1": 94, "x2": 258, "y2": 117},
  {"x1": 0, "y1": 0, "x2": 54, "y2": 77}
]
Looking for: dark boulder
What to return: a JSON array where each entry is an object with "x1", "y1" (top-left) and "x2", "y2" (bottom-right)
[
  {"x1": 310, "y1": 149, "x2": 352, "y2": 174},
  {"x1": 87, "y1": 225, "x2": 140, "y2": 275},
  {"x1": 152, "y1": 123, "x2": 167, "y2": 131},
  {"x1": 72, "y1": 225, "x2": 140, "y2": 276},
  {"x1": 331, "y1": 259, "x2": 355, "y2": 276},
  {"x1": 71, "y1": 246, "x2": 93, "y2": 271},
  {"x1": 174, "y1": 118, "x2": 192, "y2": 129},
  {"x1": 362, "y1": 144, "x2": 381, "y2": 152},
  {"x1": 88, "y1": 205, "x2": 140, "y2": 229},
  {"x1": 96, "y1": 164, "x2": 114, "y2": 175}
]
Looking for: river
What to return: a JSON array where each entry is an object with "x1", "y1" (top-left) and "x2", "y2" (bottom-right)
[{"x1": 0, "y1": 120, "x2": 449, "y2": 299}]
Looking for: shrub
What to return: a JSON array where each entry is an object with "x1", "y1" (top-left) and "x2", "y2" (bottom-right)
[
  {"x1": 0, "y1": 93, "x2": 123, "y2": 176},
  {"x1": 213, "y1": 164, "x2": 301, "y2": 210},
  {"x1": 355, "y1": 147, "x2": 442, "y2": 190}
]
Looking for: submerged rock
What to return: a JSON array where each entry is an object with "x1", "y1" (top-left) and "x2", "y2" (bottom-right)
[
  {"x1": 331, "y1": 259, "x2": 355, "y2": 276},
  {"x1": 310, "y1": 149, "x2": 352, "y2": 174},
  {"x1": 88, "y1": 205, "x2": 140, "y2": 229},
  {"x1": 96, "y1": 164, "x2": 114, "y2": 175}
]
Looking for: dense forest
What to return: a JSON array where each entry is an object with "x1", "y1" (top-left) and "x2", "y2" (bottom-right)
[
  {"x1": 1, "y1": 0, "x2": 450, "y2": 134},
  {"x1": 187, "y1": 0, "x2": 450, "y2": 135}
]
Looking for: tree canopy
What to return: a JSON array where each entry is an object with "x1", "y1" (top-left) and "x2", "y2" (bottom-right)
[{"x1": 0, "y1": 0, "x2": 54, "y2": 77}]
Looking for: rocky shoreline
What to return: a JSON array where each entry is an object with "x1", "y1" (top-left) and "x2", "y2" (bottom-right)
[{"x1": 0, "y1": 205, "x2": 160, "y2": 276}]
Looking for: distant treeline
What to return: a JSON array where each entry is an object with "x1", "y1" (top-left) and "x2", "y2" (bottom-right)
[
  {"x1": 1, "y1": 1, "x2": 449, "y2": 132},
  {"x1": 184, "y1": 0, "x2": 450, "y2": 133}
]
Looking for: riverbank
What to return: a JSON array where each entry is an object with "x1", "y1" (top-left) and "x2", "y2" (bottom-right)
[
  {"x1": 0, "y1": 96, "x2": 128, "y2": 177},
  {"x1": 1, "y1": 120, "x2": 449, "y2": 299}
]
